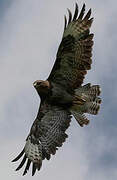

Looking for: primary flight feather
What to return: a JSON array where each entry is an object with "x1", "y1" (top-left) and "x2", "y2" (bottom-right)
[{"x1": 12, "y1": 3, "x2": 101, "y2": 176}]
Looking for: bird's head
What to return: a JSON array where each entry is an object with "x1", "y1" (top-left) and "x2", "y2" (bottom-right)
[{"x1": 33, "y1": 80, "x2": 50, "y2": 97}]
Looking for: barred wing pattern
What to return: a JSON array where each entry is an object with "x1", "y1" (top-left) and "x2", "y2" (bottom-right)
[
  {"x1": 12, "y1": 102, "x2": 71, "y2": 176},
  {"x1": 48, "y1": 3, "x2": 94, "y2": 91},
  {"x1": 12, "y1": 3, "x2": 96, "y2": 176}
]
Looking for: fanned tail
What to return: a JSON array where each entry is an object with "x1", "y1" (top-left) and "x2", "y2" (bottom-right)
[
  {"x1": 71, "y1": 83, "x2": 101, "y2": 126},
  {"x1": 71, "y1": 111, "x2": 89, "y2": 127}
]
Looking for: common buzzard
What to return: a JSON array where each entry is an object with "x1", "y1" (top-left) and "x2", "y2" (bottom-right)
[{"x1": 12, "y1": 3, "x2": 101, "y2": 176}]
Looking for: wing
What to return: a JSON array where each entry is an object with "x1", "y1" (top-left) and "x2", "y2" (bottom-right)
[
  {"x1": 12, "y1": 101, "x2": 71, "y2": 176},
  {"x1": 48, "y1": 3, "x2": 94, "y2": 91}
]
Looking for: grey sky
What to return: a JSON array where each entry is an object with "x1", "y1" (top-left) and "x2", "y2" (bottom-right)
[{"x1": 0, "y1": 0, "x2": 117, "y2": 179}]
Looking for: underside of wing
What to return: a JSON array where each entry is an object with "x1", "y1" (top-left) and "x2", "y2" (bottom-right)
[
  {"x1": 48, "y1": 3, "x2": 94, "y2": 91},
  {"x1": 12, "y1": 102, "x2": 71, "y2": 176}
]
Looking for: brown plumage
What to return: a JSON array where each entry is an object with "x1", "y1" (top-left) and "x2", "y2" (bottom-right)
[{"x1": 12, "y1": 3, "x2": 101, "y2": 176}]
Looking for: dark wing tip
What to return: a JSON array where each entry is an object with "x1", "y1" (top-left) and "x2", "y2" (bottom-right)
[
  {"x1": 84, "y1": 8, "x2": 92, "y2": 21},
  {"x1": 15, "y1": 154, "x2": 27, "y2": 171},
  {"x1": 67, "y1": 8, "x2": 72, "y2": 24},
  {"x1": 75, "y1": 2, "x2": 78, "y2": 8},
  {"x1": 73, "y1": 2, "x2": 78, "y2": 21},
  {"x1": 78, "y1": 3, "x2": 86, "y2": 20},
  {"x1": 64, "y1": 15, "x2": 67, "y2": 30},
  {"x1": 83, "y1": 3, "x2": 86, "y2": 9},
  {"x1": 32, "y1": 161, "x2": 42, "y2": 176},
  {"x1": 23, "y1": 159, "x2": 31, "y2": 176},
  {"x1": 64, "y1": 3, "x2": 92, "y2": 30},
  {"x1": 64, "y1": 3, "x2": 78, "y2": 30},
  {"x1": 12, "y1": 149, "x2": 25, "y2": 162},
  {"x1": 32, "y1": 163, "x2": 37, "y2": 176}
]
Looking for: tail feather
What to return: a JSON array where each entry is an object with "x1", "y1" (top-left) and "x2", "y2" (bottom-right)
[
  {"x1": 84, "y1": 101, "x2": 100, "y2": 115},
  {"x1": 94, "y1": 97, "x2": 102, "y2": 104},
  {"x1": 71, "y1": 110, "x2": 89, "y2": 127},
  {"x1": 75, "y1": 83, "x2": 101, "y2": 98},
  {"x1": 71, "y1": 83, "x2": 101, "y2": 126}
]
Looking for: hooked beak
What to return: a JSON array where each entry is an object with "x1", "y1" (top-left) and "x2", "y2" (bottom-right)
[
  {"x1": 33, "y1": 82, "x2": 37, "y2": 87},
  {"x1": 33, "y1": 80, "x2": 50, "y2": 88}
]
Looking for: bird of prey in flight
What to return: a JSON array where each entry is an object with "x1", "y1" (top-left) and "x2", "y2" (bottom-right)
[{"x1": 12, "y1": 3, "x2": 101, "y2": 176}]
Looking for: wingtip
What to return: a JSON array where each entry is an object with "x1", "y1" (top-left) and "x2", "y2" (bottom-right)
[
  {"x1": 32, "y1": 163, "x2": 37, "y2": 176},
  {"x1": 84, "y1": 8, "x2": 92, "y2": 21},
  {"x1": 32, "y1": 173, "x2": 35, "y2": 176},
  {"x1": 78, "y1": 3, "x2": 86, "y2": 20},
  {"x1": 82, "y1": 3, "x2": 86, "y2": 13},
  {"x1": 15, "y1": 168, "x2": 19, "y2": 171},
  {"x1": 67, "y1": 8, "x2": 72, "y2": 24},
  {"x1": 22, "y1": 170, "x2": 28, "y2": 176},
  {"x1": 73, "y1": 2, "x2": 79, "y2": 21},
  {"x1": 23, "y1": 172, "x2": 26, "y2": 176},
  {"x1": 12, "y1": 148, "x2": 25, "y2": 162},
  {"x1": 75, "y1": 2, "x2": 78, "y2": 7},
  {"x1": 22, "y1": 159, "x2": 31, "y2": 176},
  {"x1": 64, "y1": 15, "x2": 67, "y2": 30},
  {"x1": 83, "y1": 3, "x2": 86, "y2": 9},
  {"x1": 89, "y1": 8, "x2": 92, "y2": 13}
]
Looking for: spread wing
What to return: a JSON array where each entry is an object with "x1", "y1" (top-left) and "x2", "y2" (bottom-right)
[
  {"x1": 48, "y1": 3, "x2": 94, "y2": 91},
  {"x1": 12, "y1": 101, "x2": 71, "y2": 176}
]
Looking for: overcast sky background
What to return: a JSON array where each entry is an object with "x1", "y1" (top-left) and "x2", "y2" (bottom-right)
[{"x1": 0, "y1": 0, "x2": 117, "y2": 179}]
